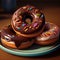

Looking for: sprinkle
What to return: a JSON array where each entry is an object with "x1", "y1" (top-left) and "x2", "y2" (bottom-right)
[
  {"x1": 22, "y1": 24, "x2": 26, "y2": 27},
  {"x1": 36, "y1": 14, "x2": 41, "y2": 17},
  {"x1": 47, "y1": 32, "x2": 51, "y2": 36},
  {"x1": 41, "y1": 14, "x2": 44, "y2": 18},
  {"x1": 28, "y1": 8, "x2": 32, "y2": 10},
  {"x1": 43, "y1": 33, "x2": 49, "y2": 37},
  {"x1": 33, "y1": 23, "x2": 38, "y2": 27},
  {"x1": 45, "y1": 33, "x2": 49, "y2": 37},
  {"x1": 44, "y1": 34, "x2": 47, "y2": 37},
  {"x1": 17, "y1": 27, "x2": 21, "y2": 30},
  {"x1": 5, "y1": 36, "x2": 10, "y2": 41},
  {"x1": 7, "y1": 35, "x2": 11, "y2": 37},
  {"x1": 24, "y1": 27, "x2": 26, "y2": 29},
  {"x1": 24, "y1": 28, "x2": 28, "y2": 32},
  {"x1": 46, "y1": 32, "x2": 52, "y2": 35}
]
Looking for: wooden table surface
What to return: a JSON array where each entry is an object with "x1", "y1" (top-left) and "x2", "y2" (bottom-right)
[{"x1": 0, "y1": 6, "x2": 60, "y2": 60}]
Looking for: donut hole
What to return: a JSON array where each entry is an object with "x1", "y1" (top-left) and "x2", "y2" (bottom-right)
[{"x1": 22, "y1": 12, "x2": 33, "y2": 24}]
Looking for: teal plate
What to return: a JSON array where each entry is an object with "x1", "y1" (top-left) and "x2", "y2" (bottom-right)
[{"x1": 0, "y1": 39, "x2": 60, "y2": 57}]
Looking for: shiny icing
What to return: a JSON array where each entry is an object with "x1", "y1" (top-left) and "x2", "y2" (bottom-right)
[
  {"x1": 12, "y1": 5, "x2": 45, "y2": 34},
  {"x1": 37, "y1": 22, "x2": 59, "y2": 41}
]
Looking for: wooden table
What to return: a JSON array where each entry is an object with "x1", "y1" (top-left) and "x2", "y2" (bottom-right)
[{"x1": 0, "y1": 6, "x2": 60, "y2": 60}]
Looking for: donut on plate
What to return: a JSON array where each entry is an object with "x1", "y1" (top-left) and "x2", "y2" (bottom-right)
[
  {"x1": 11, "y1": 5, "x2": 45, "y2": 38},
  {"x1": 35, "y1": 22, "x2": 60, "y2": 45},
  {"x1": 1, "y1": 25, "x2": 34, "y2": 49},
  {"x1": 0, "y1": 31, "x2": 1, "y2": 38}
]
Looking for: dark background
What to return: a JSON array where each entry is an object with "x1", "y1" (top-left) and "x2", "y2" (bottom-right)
[{"x1": 0, "y1": 0, "x2": 60, "y2": 11}]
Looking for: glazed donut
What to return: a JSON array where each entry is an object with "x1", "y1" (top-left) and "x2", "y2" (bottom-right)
[
  {"x1": 0, "y1": 31, "x2": 1, "y2": 38},
  {"x1": 11, "y1": 5, "x2": 45, "y2": 38},
  {"x1": 1, "y1": 25, "x2": 34, "y2": 49},
  {"x1": 35, "y1": 22, "x2": 60, "y2": 45},
  {"x1": 0, "y1": 31, "x2": 1, "y2": 44}
]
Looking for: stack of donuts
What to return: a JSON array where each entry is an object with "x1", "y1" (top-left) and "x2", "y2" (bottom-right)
[{"x1": 1, "y1": 5, "x2": 60, "y2": 49}]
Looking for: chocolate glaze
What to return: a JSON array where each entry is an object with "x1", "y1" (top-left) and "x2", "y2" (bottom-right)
[
  {"x1": 0, "y1": 31, "x2": 1, "y2": 38},
  {"x1": 0, "y1": 31, "x2": 1, "y2": 44},
  {"x1": 12, "y1": 5, "x2": 45, "y2": 34},
  {"x1": 1, "y1": 25, "x2": 33, "y2": 48}
]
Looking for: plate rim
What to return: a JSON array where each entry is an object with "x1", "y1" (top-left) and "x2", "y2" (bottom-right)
[{"x1": 0, "y1": 43, "x2": 60, "y2": 57}]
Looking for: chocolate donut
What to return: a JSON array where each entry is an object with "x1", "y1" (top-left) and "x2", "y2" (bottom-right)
[
  {"x1": 0, "y1": 31, "x2": 1, "y2": 38},
  {"x1": 11, "y1": 5, "x2": 45, "y2": 38},
  {"x1": 1, "y1": 25, "x2": 34, "y2": 49},
  {"x1": 0, "y1": 31, "x2": 1, "y2": 44},
  {"x1": 35, "y1": 22, "x2": 60, "y2": 45}
]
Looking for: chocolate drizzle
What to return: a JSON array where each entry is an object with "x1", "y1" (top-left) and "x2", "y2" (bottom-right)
[{"x1": 1, "y1": 25, "x2": 30, "y2": 48}]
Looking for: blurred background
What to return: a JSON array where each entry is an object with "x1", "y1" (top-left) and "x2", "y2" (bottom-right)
[
  {"x1": 0, "y1": 0, "x2": 60, "y2": 29},
  {"x1": 0, "y1": 0, "x2": 60, "y2": 12}
]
